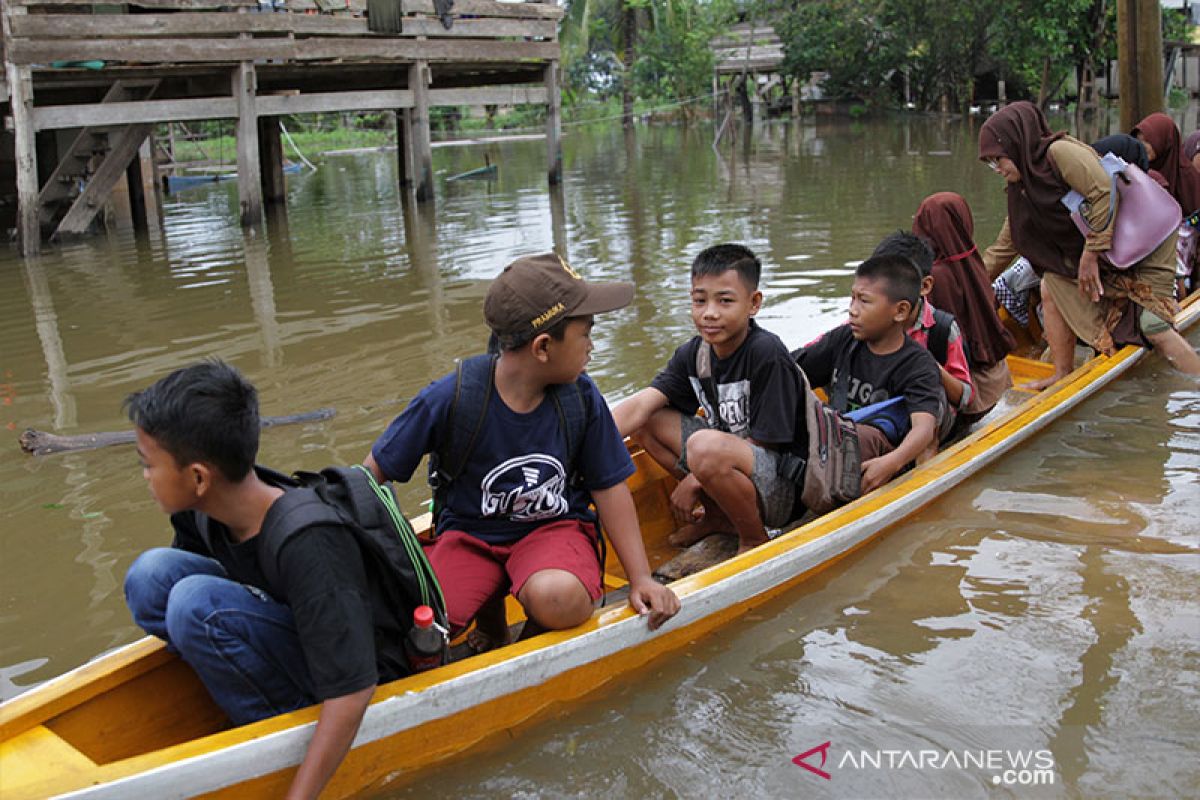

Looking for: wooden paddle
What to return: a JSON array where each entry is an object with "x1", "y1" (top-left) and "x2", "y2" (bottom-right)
[{"x1": 18, "y1": 408, "x2": 336, "y2": 456}]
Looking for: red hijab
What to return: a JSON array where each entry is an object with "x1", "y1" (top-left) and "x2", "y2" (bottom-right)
[
  {"x1": 1132, "y1": 112, "x2": 1200, "y2": 213},
  {"x1": 978, "y1": 102, "x2": 1082, "y2": 278},
  {"x1": 913, "y1": 192, "x2": 1016, "y2": 369}
]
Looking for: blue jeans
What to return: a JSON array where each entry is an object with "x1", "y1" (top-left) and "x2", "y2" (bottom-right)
[{"x1": 124, "y1": 548, "x2": 317, "y2": 726}]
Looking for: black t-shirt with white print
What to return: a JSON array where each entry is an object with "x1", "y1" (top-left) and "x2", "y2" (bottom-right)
[
  {"x1": 791, "y1": 323, "x2": 943, "y2": 419},
  {"x1": 650, "y1": 319, "x2": 804, "y2": 449}
]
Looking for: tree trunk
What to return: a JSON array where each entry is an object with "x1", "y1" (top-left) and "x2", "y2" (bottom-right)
[{"x1": 1037, "y1": 57, "x2": 1053, "y2": 108}]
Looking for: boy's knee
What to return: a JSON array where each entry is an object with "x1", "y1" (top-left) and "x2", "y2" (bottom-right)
[
  {"x1": 518, "y1": 570, "x2": 592, "y2": 629},
  {"x1": 125, "y1": 548, "x2": 179, "y2": 616},
  {"x1": 684, "y1": 429, "x2": 739, "y2": 478},
  {"x1": 163, "y1": 574, "x2": 226, "y2": 643}
]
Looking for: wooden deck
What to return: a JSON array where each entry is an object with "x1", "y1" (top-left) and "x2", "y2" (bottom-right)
[{"x1": 0, "y1": 0, "x2": 563, "y2": 254}]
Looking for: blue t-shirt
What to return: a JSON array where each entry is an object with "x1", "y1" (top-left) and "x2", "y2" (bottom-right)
[{"x1": 371, "y1": 370, "x2": 635, "y2": 543}]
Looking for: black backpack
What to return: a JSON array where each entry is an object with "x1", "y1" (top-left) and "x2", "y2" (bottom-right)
[
  {"x1": 926, "y1": 306, "x2": 973, "y2": 370},
  {"x1": 258, "y1": 465, "x2": 448, "y2": 666}
]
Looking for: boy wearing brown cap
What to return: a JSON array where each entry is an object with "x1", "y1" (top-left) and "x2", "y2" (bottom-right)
[{"x1": 365, "y1": 254, "x2": 679, "y2": 650}]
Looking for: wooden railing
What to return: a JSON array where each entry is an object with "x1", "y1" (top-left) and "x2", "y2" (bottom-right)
[{"x1": 3, "y1": 0, "x2": 561, "y2": 66}]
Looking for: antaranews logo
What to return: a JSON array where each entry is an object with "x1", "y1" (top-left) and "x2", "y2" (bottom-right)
[
  {"x1": 792, "y1": 741, "x2": 1056, "y2": 787},
  {"x1": 792, "y1": 741, "x2": 832, "y2": 780}
]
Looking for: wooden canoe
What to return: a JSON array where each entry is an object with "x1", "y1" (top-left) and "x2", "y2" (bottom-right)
[{"x1": 2, "y1": 295, "x2": 1197, "y2": 799}]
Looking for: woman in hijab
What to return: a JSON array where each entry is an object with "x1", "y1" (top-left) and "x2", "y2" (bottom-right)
[
  {"x1": 1132, "y1": 112, "x2": 1200, "y2": 213},
  {"x1": 912, "y1": 192, "x2": 1016, "y2": 417},
  {"x1": 979, "y1": 102, "x2": 1200, "y2": 388},
  {"x1": 1132, "y1": 113, "x2": 1200, "y2": 296},
  {"x1": 1184, "y1": 130, "x2": 1200, "y2": 171}
]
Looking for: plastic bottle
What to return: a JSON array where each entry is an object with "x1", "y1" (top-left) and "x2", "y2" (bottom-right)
[{"x1": 405, "y1": 605, "x2": 443, "y2": 673}]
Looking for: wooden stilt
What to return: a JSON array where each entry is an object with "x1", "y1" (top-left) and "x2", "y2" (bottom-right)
[
  {"x1": 3, "y1": 10, "x2": 40, "y2": 255},
  {"x1": 545, "y1": 60, "x2": 562, "y2": 185},
  {"x1": 126, "y1": 146, "x2": 148, "y2": 234},
  {"x1": 142, "y1": 135, "x2": 164, "y2": 230},
  {"x1": 233, "y1": 61, "x2": 263, "y2": 228},
  {"x1": 549, "y1": 181, "x2": 567, "y2": 258},
  {"x1": 258, "y1": 116, "x2": 285, "y2": 206},
  {"x1": 1117, "y1": 0, "x2": 1164, "y2": 131},
  {"x1": 395, "y1": 109, "x2": 413, "y2": 189},
  {"x1": 409, "y1": 61, "x2": 434, "y2": 203}
]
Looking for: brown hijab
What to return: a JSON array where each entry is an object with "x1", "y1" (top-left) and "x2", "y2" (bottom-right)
[
  {"x1": 913, "y1": 193, "x2": 1016, "y2": 369},
  {"x1": 978, "y1": 102, "x2": 1083, "y2": 278},
  {"x1": 1132, "y1": 112, "x2": 1200, "y2": 213}
]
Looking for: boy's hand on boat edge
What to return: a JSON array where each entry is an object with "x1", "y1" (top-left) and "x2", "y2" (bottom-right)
[{"x1": 628, "y1": 576, "x2": 681, "y2": 630}]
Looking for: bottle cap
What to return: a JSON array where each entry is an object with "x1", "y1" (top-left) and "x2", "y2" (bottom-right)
[{"x1": 413, "y1": 605, "x2": 434, "y2": 628}]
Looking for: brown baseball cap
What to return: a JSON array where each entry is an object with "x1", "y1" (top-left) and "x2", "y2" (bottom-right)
[{"x1": 484, "y1": 253, "x2": 634, "y2": 338}]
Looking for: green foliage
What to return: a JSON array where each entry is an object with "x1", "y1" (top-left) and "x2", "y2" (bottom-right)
[{"x1": 777, "y1": 0, "x2": 1128, "y2": 110}]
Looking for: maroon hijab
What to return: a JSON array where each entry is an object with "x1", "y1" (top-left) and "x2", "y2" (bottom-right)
[
  {"x1": 978, "y1": 102, "x2": 1083, "y2": 278},
  {"x1": 913, "y1": 192, "x2": 1016, "y2": 369},
  {"x1": 1132, "y1": 112, "x2": 1200, "y2": 213}
]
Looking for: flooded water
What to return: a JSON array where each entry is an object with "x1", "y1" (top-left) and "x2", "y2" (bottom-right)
[{"x1": 1, "y1": 116, "x2": 1197, "y2": 798}]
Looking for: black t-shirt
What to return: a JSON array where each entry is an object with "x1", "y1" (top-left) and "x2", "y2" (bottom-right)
[
  {"x1": 792, "y1": 324, "x2": 944, "y2": 419},
  {"x1": 170, "y1": 470, "x2": 405, "y2": 701},
  {"x1": 650, "y1": 319, "x2": 804, "y2": 449}
]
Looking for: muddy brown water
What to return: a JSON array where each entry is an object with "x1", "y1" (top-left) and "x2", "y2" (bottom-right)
[{"x1": 0, "y1": 116, "x2": 1196, "y2": 798}]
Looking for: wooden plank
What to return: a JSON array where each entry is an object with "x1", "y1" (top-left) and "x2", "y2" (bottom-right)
[
  {"x1": 427, "y1": 85, "x2": 546, "y2": 106},
  {"x1": 12, "y1": 12, "x2": 371, "y2": 38},
  {"x1": 16, "y1": 0, "x2": 255, "y2": 7},
  {"x1": 31, "y1": 89, "x2": 463, "y2": 131},
  {"x1": 233, "y1": 61, "x2": 263, "y2": 228},
  {"x1": 34, "y1": 97, "x2": 238, "y2": 130},
  {"x1": 9, "y1": 36, "x2": 558, "y2": 64},
  {"x1": 52, "y1": 123, "x2": 153, "y2": 238},
  {"x1": 400, "y1": 17, "x2": 556, "y2": 39},
  {"x1": 258, "y1": 89, "x2": 413, "y2": 115},
  {"x1": 401, "y1": 0, "x2": 563, "y2": 19}
]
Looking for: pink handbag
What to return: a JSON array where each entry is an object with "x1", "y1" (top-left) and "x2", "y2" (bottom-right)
[{"x1": 1061, "y1": 153, "x2": 1181, "y2": 269}]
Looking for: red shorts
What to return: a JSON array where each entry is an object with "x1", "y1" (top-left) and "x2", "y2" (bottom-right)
[{"x1": 427, "y1": 518, "x2": 604, "y2": 633}]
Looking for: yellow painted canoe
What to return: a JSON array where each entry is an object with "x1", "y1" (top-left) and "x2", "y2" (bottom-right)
[{"x1": 2, "y1": 296, "x2": 1197, "y2": 799}]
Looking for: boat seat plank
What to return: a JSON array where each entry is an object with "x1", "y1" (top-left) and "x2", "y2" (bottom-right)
[
  {"x1": 45, "y1": 656, "x2": 229, "y2": 765},
  {"x1": 0, "y1": 724, "x2": 95, "y2": 798}
]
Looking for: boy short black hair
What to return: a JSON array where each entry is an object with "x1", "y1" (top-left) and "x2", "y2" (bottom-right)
[
  {"x1": 871, "y1": 230, "x2": 935, "y2": 279},
  {"x1": 856, "y1": 255, "x2": 922, "y2": 307},
  {"x1": 491, "y1": 315, "x2": 571, "y2": 352},
  {"x1": 124, "y1": 360, "x2": 259, "y2": 481},
  {"x1": 691, "y1": 243, "x2": 761, "y2": 290}
]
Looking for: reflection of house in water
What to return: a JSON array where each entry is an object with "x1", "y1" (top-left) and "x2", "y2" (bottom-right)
[{"x1": 0, "y1": 0, "x2": 565, "y2": 257}]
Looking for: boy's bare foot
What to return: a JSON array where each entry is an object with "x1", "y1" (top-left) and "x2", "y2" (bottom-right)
[
  {"x1": 735, "y1": 532, "x2": 769, "y2": 555},
  {"x1": 1022, "y1": 371, "x2": 1069, "y2": 392},
  {"x1": 467, "y1": 594, "x2": 510, "y2": 654},
  {"x1": 668, "y1": 516, "x2": 729, "y2": 547}
]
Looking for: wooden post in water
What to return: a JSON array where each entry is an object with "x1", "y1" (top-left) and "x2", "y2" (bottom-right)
[
  {"x1": 233, "y1": 62, "x2": 264, "y2": 228},
  {"x1": 395, "y1": 109, "x2": 412, "y2": 191},
  {"x1": 409, "y1": 61, "x2": 434, "y2": 203},
  {"x1": 546, "y1": 60, "x2": 563, "y2": 185},
  {"x1": 3, "y1": 4, "x2": 40, "y2": 256},
  {"x1": 1117, "y1": 0, "x2": 1164, "y2": 131},
  {"x1": 258, "y1": 117, "x2": 286, "y2": 207}
]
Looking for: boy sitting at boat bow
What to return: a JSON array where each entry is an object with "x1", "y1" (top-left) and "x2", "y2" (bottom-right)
[
  {"x1": 613, "y1": 244, "x2": 808, "y2": 552},
  {"x1": 365, "y1": 253, "x2": 679, "y2": 652},
  {"x1": 123, "y1": 361, "x2": 402, "y2": 800}
]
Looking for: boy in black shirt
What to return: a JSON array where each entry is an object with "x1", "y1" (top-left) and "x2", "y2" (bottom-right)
[
  {"x1": 792, "y1": 255, "x2": 944, "y2": 492},
  {"x1": 614, "y1": 244, "x2": 805, "y2": 553},
  {"x1": 123, "y1": 362, "x2": 390, "y2": 800}
]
